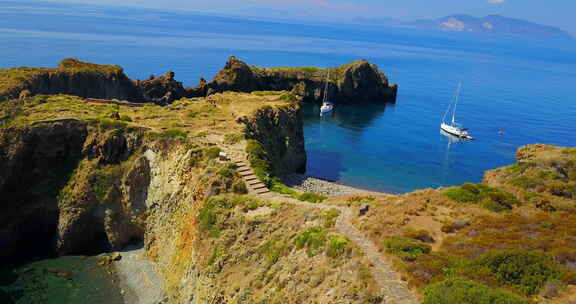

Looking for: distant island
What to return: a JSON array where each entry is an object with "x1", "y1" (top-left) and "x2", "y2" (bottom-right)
[{"x1": 408, "y1": 14, "x2": 573, "y2": 40}]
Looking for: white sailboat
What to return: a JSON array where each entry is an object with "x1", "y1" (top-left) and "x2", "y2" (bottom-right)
[
  {"x1": 441, "y1": 82, "x2": 474, "y2": 140},
  {"x1": 320, "y1": 70, "x2": 334, "y2": 116}
]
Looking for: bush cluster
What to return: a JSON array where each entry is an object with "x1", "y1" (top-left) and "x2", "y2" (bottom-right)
[
  {"x1": 384, "y1": 236, "x2": 431, "y2": 261},
  {"x1": 445, "y1": 183, "x2": 519, "y2": 212},
  {"x1": 423, "y1": 278, "x2": 527, "y2": 304}
]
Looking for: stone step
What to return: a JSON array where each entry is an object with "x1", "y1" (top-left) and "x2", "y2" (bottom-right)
[
  {"x1": 255, "y1": 189, "x2": 270, "y2": 194},
  {"x1": 252, "y1": 184, "x2": 268, "y2": 191},
  {"x1": 244, "y1": 175, "x2": 259, "y2": 181},
  {"x1": 239, "y1": 171, "x2": 254, "y2": 177},
  {"x1": 237, "y1": 167, "x2": 251, "y2": 172},
  {"x1": 247, "y1": 179, "x2": 261, "y2": 186}
]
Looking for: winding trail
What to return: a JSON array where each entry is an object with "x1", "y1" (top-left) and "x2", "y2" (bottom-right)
[
  {"x1": 226, "y1": 151, "x2": 418, "y2": 303},
  {"x1": 259, "y1": 192, "x2": 418, "y2": 304}
]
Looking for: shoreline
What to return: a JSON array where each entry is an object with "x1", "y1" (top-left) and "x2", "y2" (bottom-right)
[
  {"x1": 112, "y1": 246, "x2": 166, "y2": 304},
  {"x1": 283, "y1": 173, "x2": 389, "y2": 197}
]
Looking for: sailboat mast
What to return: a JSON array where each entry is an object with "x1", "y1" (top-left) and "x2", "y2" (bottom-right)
[
  {"x1": 323, "y1": 70, "x2": 330, "y2": 103},
  {"x1": 452, "y1": 82, "x2": 462, "y2": 124}
]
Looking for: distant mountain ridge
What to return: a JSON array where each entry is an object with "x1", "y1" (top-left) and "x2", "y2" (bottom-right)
[{"x1": 410, "y1": 14, "x2": 573, "y2": 40}]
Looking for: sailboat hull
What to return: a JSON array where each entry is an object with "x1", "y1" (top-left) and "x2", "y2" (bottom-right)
[{"x1": 441, "y1": 123, "x2": 473, "y2": 140}]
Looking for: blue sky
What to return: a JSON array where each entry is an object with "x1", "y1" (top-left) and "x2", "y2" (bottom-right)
[{"x1": 44, "y1": 0, "x2": 576, "y2": 34}]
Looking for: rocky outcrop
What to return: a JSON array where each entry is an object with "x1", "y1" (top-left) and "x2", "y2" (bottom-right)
[
  {"x1": 0, "y1": 58, "x2": 141, "y2": 102},
  {"x1": 189, "y1": 56, "x2": 398, "y2": 103},
  {"x1": 135, "y1": 71, "x2": 188, "y2": 105},
  {"x1": 0, "y1": 59, "x2": 187, "y2": 104},
  {"x1": 0, "y1": 119, "x2": 88, "y2": 259},
  {"x1": 240, "y1": 102, "x2": 307, "y2": 176}
]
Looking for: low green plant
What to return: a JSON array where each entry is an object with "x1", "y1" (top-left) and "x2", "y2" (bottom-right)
[
  {"x1": 223, "y1": 133, "x2": 243, "y2": 145},
  {"x1": 295, "y1": 227, "x2": 327, "y2": 257},
  {"x1": 203, "y1": 147, "x2": 222, "y2": 160},
  {"x1": 261, "y1": 237, "x2": 291, "y2": 264},
  {"x1": 321, "y1": 209, "x2": 340, "y2": 228},
  {"x1": 423, "y1": 278, "x2": 527, "y2": 304},
  {"x1": 97, "y1": 118, "x2": 127, "y2": 130},
  {"x1": 384, "y1": 236, "x2": 431, "y2": 261},
  {"x1": 232, "y1": 181, "x2": 248, "y2": 194},
  {"x1": 475, "y1": 250, "x2": 565, "y2": 296},
  {"x1": 298, "y1": 192, "x2": 327, "y2": 204},
  {"x1": 159, "y1": 128, "x2": 187, "y2": 140},
  {"x1": 445, "y1": 186, "x2": 481, "y2": 203},
  {"x1": 326, "y1": 235, "x2": 351, "y2": 258},
  {"x1": 509, "y1": 176, "x2": 543, "y2": 190},
  {"x1": 119, "y1": 114, "x2": 132, "y2": 122}
]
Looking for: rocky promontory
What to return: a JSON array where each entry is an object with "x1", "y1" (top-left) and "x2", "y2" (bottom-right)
[
  {"x1": 190, "y1": 56, "x2": 398, "y2": 103},
  {"x1": 1, "y1": 57, "x2": 397, "y2": 105}
]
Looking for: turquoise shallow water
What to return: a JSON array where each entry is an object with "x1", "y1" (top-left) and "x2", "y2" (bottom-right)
[
  {"x1": 1, "y1": 1, "x2": 575, "y2": 194},
  {"x1": 0, "y1": 256, "x2": 124, "y2": 304}
]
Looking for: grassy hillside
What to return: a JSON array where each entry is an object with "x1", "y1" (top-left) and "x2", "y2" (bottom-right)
[{"x1": 330, "y1": 144, "x2": 576, "y2": 304}]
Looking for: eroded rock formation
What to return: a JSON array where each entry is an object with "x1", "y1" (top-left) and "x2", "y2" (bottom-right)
[{"x1": 189, "y1": 56, "x2": 398, "y2": 103}]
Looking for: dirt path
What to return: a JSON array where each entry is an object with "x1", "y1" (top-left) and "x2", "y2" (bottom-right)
[{"x1": 260, "y1": 192, "x2": 418, "y2": 304}]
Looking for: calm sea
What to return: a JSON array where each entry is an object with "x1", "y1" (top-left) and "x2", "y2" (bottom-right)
[{"x1": 1, "y1": 1, "x2": 575, "y2": 194}]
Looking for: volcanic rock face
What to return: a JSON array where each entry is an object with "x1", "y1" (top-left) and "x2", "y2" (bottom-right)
[
  {"x1": 0, "y1": 120, "x2": 88, "y2": 258},
  {"x1": 136, "y1": 71, "x2": 188, "y2": 105},
  {"x1": 189, "y1": 56, "x2": 398, "y2": 103},
  {"x1": 241, "y1": 102, "x2": 307, "y2": 177},
  {"x1": 0, "y1": 59, "x2": 142, "y2": 102}
]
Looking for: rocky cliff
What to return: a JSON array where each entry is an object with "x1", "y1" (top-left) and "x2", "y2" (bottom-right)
[
  {"x1": 241, "y1": 101, "x2": 306, "y2": 177},
  {"x1": 189, "y1": 56, "x2": 398, "y2": 103},
  {"x1": 0, "y1": 58, "x2": 141, "y2": 102},
  {"x1": 0, "y1": 58, "x2": 188, "y2": 104}
]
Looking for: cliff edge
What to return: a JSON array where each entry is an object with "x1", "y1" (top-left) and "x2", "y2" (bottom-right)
[{"x1": 189, "y1": 56, "x2": 398, "y2": 103}]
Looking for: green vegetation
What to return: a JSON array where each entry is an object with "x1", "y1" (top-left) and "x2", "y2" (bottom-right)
[
  {"x1": 223, "y1": 133, "x2": 243, "y2": 145},
  {"x1": 298, "y1": 192, "x2": 327, "y2": 204},
  {"x1": 509, "y1": 176, "x2": 543, "y2": 190},
  {"x1": 445, "y1": 183, "x2": 519, "y2": 212},
  {"x1": 384, "y1": 236, "x2": 431, "y2": 261},
  {"x1": 326, "y1": 235, "x2": 351, "y2": 258},
  {"x1": 204, "y1": 146, "x2": 222, "y2": 160},
  {"x1": 295, "y1": 227, "x2": 327, "y2": 257},
  {"x1": 423, "y1": 278, "x2": 527, "y2": 304},
  {"x1": 250, "y1": 91, "x2": 284, "y2": 96},
  {"x1": 261, "y1": 237, "x2": 291, "y2": 264},
  {"x1": 119, "y1": 114, "x2": 132, "y2": 122},
  {"x1": 91, "y1": 165, "x2": 123, "y2": 202},
  {"x1": 321, "y1": 209, "x2": 340, "y2": 228},
  {"x1": 159, "y1": 129, "x2": 188, "y2": 140},
  {"x1": 476, "y1": 250, "x2": 565, "y2": 296}
]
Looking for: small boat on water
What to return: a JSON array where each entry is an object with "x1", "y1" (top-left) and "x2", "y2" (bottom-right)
[
  {"x1": 441, "y1": 82, "x2": 474, "y2": 140},
  {"x1": 320, "y1": 70, "x2": 334, "y2": 116}
]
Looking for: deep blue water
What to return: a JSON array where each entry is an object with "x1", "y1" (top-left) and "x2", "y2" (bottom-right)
[{"x1": 1, "y1": 1, "x2": 575, "y2": 193}]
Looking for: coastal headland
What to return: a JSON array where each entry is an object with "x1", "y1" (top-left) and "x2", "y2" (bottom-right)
[{"x1": 1, "y1": 58, "x2": 575, "y2": 304}]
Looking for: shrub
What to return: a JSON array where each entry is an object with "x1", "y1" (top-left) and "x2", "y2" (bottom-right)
[
  {"x1": 298, "y1": 192, "x2": 327, "y2": 204},
  {"x1": 232, "y1": 181, "x2": 248, "y2": 194},
  {"x1": 509, "y1": 177, "x2": 543, "y2": 190},
  {"x1": 321, "y1": 209, "x2": 340, "y2": 228},
  {"x1": 326, "y1": 235, "x2": 351, "y2": 258},
  {"x1": 445, "y1": 187, "x2": 480, "y2": 203},
  {"x1": 423, "y1": 278, "x2": 527, "y2": 304},
  {"x1": 223, "y1": 133, "x2": 243, "y2": 145},
  {"x1": 384, "y1": 236, "x2": 431, "y2": 261},
  {"x1": 476, "y1": 250, "x2": 565, "y2": 296},
  {"x1": 97, "y1": 119, "x2": 127, "y2": 130},
  {"x1": 119, "y1": 114, "x2": 132, "y2": 122},
  {"x1": 203, "y1": 147, "x2": 222, "y2": 160},
  {"x1": 261, "y1": 238, "x2": 290, "y2": 264},
  {"x1": 295, "y1": 227, "x2": 327, "y2": 257},
  {"x1": 245, "y1": 139, "x2": 272, "y2": 183},
  {"x1": 404, "y1": 228, "x2": 435, "y2": 243},
  {"x1": 159, "y1": 129, "x2": 187, "y2": 140},
  {"x1": 482, "y1": 191, "x2": 520, "y2": 212}
]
